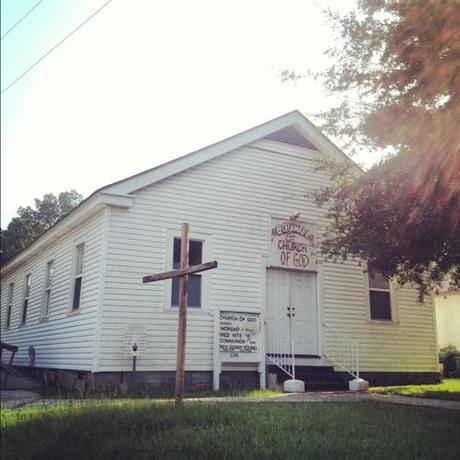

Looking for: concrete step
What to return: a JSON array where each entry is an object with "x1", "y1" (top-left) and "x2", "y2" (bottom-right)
[
  {"x1": 268, "y1": 364, "x2": 351, "y2": 392},
  {"x1": 304, "y1": 381, "x2": 349, "y2": 391},
  {"x1": 297, "y1": 372, "x2": 347, "y2": 383},
  {"x1": 268, "y1": 365, "x2": 335, "y2": 375}
]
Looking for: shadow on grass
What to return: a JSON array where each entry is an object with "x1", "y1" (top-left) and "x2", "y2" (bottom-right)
[{"x1": 2, "y1": 401, "x2": 460, "y2": 460}]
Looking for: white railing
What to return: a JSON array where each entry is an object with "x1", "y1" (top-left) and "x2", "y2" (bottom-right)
[
  {"x1": 265, "y1": 321, "x2": 295, "y2": 379},
  {"x1": 322, "y1": 323, "x2": 359, "y2": 379}
]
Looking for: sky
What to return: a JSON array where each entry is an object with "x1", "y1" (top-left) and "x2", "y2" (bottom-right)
[{"x1": 1, "y1": 0, "x2": 367, "y2": 227}]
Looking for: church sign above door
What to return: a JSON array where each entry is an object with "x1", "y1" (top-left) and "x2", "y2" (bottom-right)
[{"x1": 269, "y1": 217, "x2": 316, "y2": 271}]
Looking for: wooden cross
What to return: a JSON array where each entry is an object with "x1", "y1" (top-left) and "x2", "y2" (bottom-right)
[{"x1": 142, "y1": 223, "x2": 218, "y2": 404}]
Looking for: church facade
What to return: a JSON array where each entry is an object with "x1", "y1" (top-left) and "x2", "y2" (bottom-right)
[{"x1": 0, "y1": 111, "x2": 440, "y2": 391}]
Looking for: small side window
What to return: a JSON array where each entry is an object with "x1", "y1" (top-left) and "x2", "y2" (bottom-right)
[
  {"x1": 72, "y1": 243, "x2": 85, "y2": 310},
  {"x1": 42, "y1": 260, "x2": 54, "y2": 317},
  {"x1": 6, "y1": 283, "x2": 14, "y2": 329},
  {"x1": 21, "y1": 274, "x2": 32, "y2": 325},
  {"x1": 368, "y1": 264, "x2": 392, "y2": 321}
]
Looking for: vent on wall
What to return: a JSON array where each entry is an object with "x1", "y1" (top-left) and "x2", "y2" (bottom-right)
[{"x1": 265, "y1": 126, "x2": 318, "y2": 150}]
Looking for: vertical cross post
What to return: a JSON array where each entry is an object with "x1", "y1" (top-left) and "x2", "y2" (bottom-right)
[
  {"x1": 175, "y1": 223, "x2": 189, "y2": 404},
  {"x1": 142, "y1": 223, "x2": 217, "y2": 404}
]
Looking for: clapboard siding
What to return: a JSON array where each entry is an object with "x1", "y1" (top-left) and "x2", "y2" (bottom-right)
[
  {"x1": 322, "y1": 260, "x2": 438, "y2": 372},
  {"x1": 98, "y1": 139, "x2": 437, "y2": 373},
  {"x1": 0, "y1": 211, "x2": 106, "y2": 370}
]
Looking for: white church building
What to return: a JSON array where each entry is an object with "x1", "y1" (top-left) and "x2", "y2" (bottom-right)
[{"x1": 1, "y1": 111, "x2": 440, "y2": 392}]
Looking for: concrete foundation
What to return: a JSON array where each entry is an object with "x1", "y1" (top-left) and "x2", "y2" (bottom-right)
[
  {"x1": 10, "y1": 367, "x2": 442, "y2": 394},
  {"x1": 11, "y1": 367, "x2": 261, "y2": 394}
]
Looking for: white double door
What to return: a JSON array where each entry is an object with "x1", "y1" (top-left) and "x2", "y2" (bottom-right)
[{"x1": 266, "y1": 269, "x2": 318, "y2": 356}]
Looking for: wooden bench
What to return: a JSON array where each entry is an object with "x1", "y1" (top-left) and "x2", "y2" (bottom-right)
[{"x1": 1, "y1": 341, "x2": 19, "y2": 386}]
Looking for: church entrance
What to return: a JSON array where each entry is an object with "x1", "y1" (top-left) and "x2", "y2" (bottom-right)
[{"x1": 265, "y1": 269, "x2": 318, "y2": 356}]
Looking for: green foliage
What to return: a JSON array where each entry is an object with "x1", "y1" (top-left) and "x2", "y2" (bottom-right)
[
  {"x1": 314, "y1": 156, "x2": 460, "y2": 298},
  {"x1": 308, "y1": 0, "x2": 460, "y2": 297},
  {"x1": 439, "y1": 345, "x2": 460, "y2": 377},
  {"x1": 371, "y1": 378, "x2": 460, "y2": 401},
  {"x1": 2, "y1": 402, "x2": 460, "y2": 459},
  {"x1": 1, "y1": 190, "x2": 83, "y2": 264}
]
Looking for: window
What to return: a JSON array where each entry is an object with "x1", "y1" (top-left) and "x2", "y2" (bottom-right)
[
  {"x1": 72, "y1": 243, "x2": 85, "y2": 310},
  {"x1": 368, "y1": 265, "x2": 392, "y2": 320},
  {"x1": 6, "y1": 283, "x2": 14, "y2": 329},
  {"x1": 42, "y1": 260, "x2": 54, "y2": 317},
  {"x1": 21, "y1": 274, "x2": 31, "y2": 325},
  {"x1": 171, "y1": 238, "x2": 202, "y2": 308}
]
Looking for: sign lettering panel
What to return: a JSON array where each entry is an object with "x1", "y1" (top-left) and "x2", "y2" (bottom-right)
[
  {"x1": 219, "y1": 312, "x2": 260, "y2": 354},
  {"x1": 269, "y1": 218, "x2": 316, "y2": 271},
  {"x1": 124, "y1": 324, "x2": 147, "y2": 356}
]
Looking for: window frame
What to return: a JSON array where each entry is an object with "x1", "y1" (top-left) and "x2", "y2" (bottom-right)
[
  {"x1": 69, "y1": 241, "x2": 85, "y2": 312},
  {"x1": 20, "y1": 273, "x2": 32, "y2": 326},
  {"x1": 365, "y1": 264, "x2": 398, "y2": 323},
  {"x1": 5, "y1": 283, "x2": 14, "y2": 329},
  {"x1": 163, "y1": 229, "x2": 212, "y2": 312},
  {"x1": 41, "y1": 259, "x2": 54, "y2": 319}
]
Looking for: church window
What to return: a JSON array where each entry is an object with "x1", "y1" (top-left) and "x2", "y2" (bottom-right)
[
  {"x1": 368, "y1": 264, "x2": 392, "y2": 321},
  {"x1": 171, "y1": 238, "x2": 203, "y2": 308}
]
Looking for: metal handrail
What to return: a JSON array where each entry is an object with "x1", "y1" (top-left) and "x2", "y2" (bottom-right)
[
  {"x1": 322, "y1": 323, "x2": 359, "y2": 379},
  {"x1": 265, "y1": 321, "x2": 295, "y2": 379}
]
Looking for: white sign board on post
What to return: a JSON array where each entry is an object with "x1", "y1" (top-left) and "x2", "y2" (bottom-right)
[
  {"x1": 219, "y1": 312, "x2": 260, "y2": 357},
  {"x1": 269, "y1": 217, "x2": 316, "y2": 271},
  {"x1": 124, "y1": 324, "x2": 147, "y2": 357},
  {"x1": 213, "y1": 310, "x2": 265, "y2": 391}
]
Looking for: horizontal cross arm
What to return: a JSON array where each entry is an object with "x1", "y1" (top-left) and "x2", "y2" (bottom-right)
[{"x1": 142, "y1": 260, "x2": 218, "y2": 283}]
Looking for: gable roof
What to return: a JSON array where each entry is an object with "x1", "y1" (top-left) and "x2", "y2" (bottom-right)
[
  {"x1": 2, "y1": 110, "x2": 359, "y2": 273},
  {"x1": 100, "y1": 110, "x2": 360, "y2": 196}
]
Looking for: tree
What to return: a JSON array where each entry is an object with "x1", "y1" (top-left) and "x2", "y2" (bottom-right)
[
  {"x1": 300, "y1": 0, "x2": 460, "y2": 296},
  {"x1": 1, "y1": 190, "x2": 83, "y2": 264}
]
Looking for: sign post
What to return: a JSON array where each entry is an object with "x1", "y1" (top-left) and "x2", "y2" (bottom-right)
[
  {"x1": 131, "y1": 354, "x2": 137, "y2": 388},
  {"x1": 124, "y1": 324, "x2": 147, "y2": 392}
]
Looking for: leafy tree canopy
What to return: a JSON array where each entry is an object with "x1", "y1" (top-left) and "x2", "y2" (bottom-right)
[
  {"x1": 1, "y1": 190, "x2": 83, "y2": 264},
  {"x1": 299, "y1": 0, "x2": 460, "y2": 296}
]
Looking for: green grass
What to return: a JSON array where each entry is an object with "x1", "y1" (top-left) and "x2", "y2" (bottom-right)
[
  {"x1": 35, "y1": 387, "x2": 280, "y2": 400},
  {"x1": 371, "y1": 378, "x2": 460, "y2": 401},
  {"x1": 1, "y1": 401, "x2": 459, "y2": 459}
]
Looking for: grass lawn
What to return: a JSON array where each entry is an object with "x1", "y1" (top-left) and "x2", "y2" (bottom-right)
[
  {"x1": 1, "y1": 401, "x2": 459, "y2": 459},
  {"x1": 371, "y1": 378, "x2": 460, "y2": 401},
  {"x1": 35, "y1": 387, "x2": 281, "y2": 400}
]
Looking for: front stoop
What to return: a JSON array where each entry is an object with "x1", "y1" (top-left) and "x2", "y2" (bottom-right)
[{"x1": 268, "y1": 365, "x2": 351, "y2": 392}]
